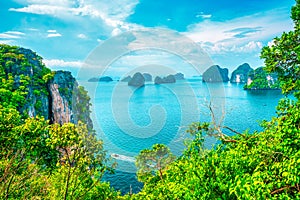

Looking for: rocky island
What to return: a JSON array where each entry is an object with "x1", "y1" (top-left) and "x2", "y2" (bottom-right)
[
  {"x1": 154, "y1": 75, "x2": 176, "y2": 84},
  {"x1": 244, "y1": 67, "x2": 280, "y2": 90},
  {"x1": 128, "y1": 72, "x2": 145, "y2": 87},
  {"x1": 202, "y1": 65, "x2": 229, "y2": 82},
  {"x1": 88, "y1": 76, "x2": 113, "y2": 82},
  {"x1": 230, "y1": 63, "x2": 253, "y2": 84}
]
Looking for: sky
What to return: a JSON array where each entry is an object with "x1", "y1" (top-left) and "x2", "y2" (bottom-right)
[{"x1": 0, "y1": 0, "x2": 296, "y2": 77}]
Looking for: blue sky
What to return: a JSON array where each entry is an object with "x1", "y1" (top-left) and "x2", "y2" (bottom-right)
[{"x1": 0, "y1": 0, "x2": 296, "y2": 77}]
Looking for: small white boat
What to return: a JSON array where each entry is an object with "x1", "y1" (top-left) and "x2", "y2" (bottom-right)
[{"x1": 111, "y1": 153, "x2": 136, "y2": 163}]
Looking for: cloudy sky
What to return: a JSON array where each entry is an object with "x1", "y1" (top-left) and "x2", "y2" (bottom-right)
[{"x1": 0, "y1": 0, "x2": 296, "y2": 77}]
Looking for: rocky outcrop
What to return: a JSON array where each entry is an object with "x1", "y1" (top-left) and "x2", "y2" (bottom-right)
[
  {"x1": 88, "y1": 76, "x2": 113, "y2": 82},
  {"x1": 154, "y1": 75, "x2": 176, "y2": 84},
  {"x1": 121, "y1": 75, "x2": 132, "y2": 82},
  {"x1": 128, "y1": 72, "x2": 145, "y2": 87},
  {"x1": 0, "y1": 44, "x2": 93, "y2": 131},
  {"x1": 202, "y1": 65, "x2": 229, "y2": 82},
  {"x1": 230, "y1": 63, "x2": 253, "y2": 83},
  {"x1": 48, "y1": 70, "x2": 93, "y2": 129},
  {"x1": 244, "y1": 67, "x2": 280, "y2": 90},
  {"x1": 174, "y1": 73, "x2": 185, "y2": 80},
  {"x1": 143, "y1": 73, "x2": 152, "y2": 82}
]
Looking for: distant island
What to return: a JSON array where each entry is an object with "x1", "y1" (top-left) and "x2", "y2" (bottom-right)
[
  {"x1": 202, "y1": 65, "x2": 229, "y2": 82},
  {"x1": 87, "y1": 64, "x2": 280, "y2": 91},
  {"x1": 200, "y1": 63, "x2": 280, "y2": 90},
  {"x1": 119, "y1": 72, "x2": 185, "y2": 86},
  {"x1": 128, "y1": 72, "x2": 145, "y2": 87},
  {"x1": 88, "y1": 76, "x2": 113, "y2": 82},
  {"x1": 230, "y1": 63, "x2": 253, "y2": 84},
  {"x1": 154, "y1": 75, "x2": 176, "y2": 84},
  {"x1": 244, "y1": 67, "x2": 280, "y2": 90}
]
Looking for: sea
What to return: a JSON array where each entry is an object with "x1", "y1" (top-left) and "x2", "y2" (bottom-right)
[{"x1": 80, "y1": 77, "x2": 283, "y2": 195}]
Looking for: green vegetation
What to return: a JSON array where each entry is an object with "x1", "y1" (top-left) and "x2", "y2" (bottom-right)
[
  {"x1": 244, "y1": 67, "x2": 280, "y2": 90},
  {"x1": 0, "y1": 44, "x2": 51, "y2": 115},
  {"x1": 0, "y1": 44, "x2": 118, "y2": 199},
  {"x1": 0, "y1": 0, "x2": 300, "y2": 199},
  {"x1": 0, "y1": 106, "x2": 119, "y2": 199},
  {"x1": 131, "y1": 1, "x2": 300, "y2": 199}
]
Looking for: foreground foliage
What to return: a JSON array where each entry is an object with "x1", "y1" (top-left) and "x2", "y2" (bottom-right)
[
  {"x1": 0, "y1": 106, "x2": 119, "y2": 199},
  {"x1": 132, "y1": 1, "x2": 300, "y2": 199}
]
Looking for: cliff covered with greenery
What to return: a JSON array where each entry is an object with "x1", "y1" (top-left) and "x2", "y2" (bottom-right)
[
  {"x1": 244, "y1": 67, "x2": 280, "y2": 90},
  {"x1": 0, "y1": 44, "x2": 119, "y2": 199},
  {"x1": 0, "y1": 44, "x2": 92, "y2": 129}
]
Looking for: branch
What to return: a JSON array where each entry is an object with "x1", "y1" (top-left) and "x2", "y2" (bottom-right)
[
  {"x1": 271, "y1": 185, "x2": 294, "y2": 195},
  {"x1": 223, "y1": 126, "x2": 244, "y2": 136}
]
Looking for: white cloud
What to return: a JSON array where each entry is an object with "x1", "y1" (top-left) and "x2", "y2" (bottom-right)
[
  {"x1": 185, "y1": 8, "x2": 293, "y2": 54},
  {"x1": 201, "y1": 41, "x2": 263, "y2": 54},
  {"x1": 77, "y1": 33, "x2": 87, "y2": 39},
  {"x1": 43, "y1": 59, "x2": 83, "y2": 67},
  {"x1": 9, "y1": 0, "x2": 140, "y2": 37},
  {"x1": 47, "y1": 33, "x2": 62, "y2": 38},
  {"x1": 0, "y1": 31, "x2": 25, "y2": 39},
  {"x1": 9, "y1": 5, "x2": 67, "y2": 16},
  {"x1": 196, "y1": 14, "x2": 212, "y2": 19},
  {"x1": 46, "y1": 30, "x2": 61, "y2": 37}
]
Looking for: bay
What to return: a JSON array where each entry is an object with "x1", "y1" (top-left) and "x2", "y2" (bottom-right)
[{"x1": 81, "y1": 78, "x2": 282, "y2": 194}]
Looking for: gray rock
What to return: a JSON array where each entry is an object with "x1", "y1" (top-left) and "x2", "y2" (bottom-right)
[
  {"x1": 128, "y1": 72, "x2": 145, "y2": 87},
  {"x1": 154, "y1": 75, "x2": 176, "y2": 84},
  {"x1": 230, "y1": 63, "x2": 253, "y2": 83},
  {"x1": 202, "y1": 65, "x2": 229, "y2": 82},
  {"x1": 121, "y1": 75, "x2": 132, "y2": 82},
  {"x1": 174, "y1": 73, "x2": 185, "y2": 80},
  {"x1": 143, "y1": 73, "x2": 152, "y2": 81}
]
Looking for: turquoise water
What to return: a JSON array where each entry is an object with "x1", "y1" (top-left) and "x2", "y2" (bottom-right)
[{"x1": 81, "y1": 79, "x2": 282, "y2": 194}]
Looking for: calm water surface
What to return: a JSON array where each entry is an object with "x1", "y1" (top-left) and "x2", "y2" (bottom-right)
[{"x1": 82, "y1": 79, "x2": 282, "y2": 194}]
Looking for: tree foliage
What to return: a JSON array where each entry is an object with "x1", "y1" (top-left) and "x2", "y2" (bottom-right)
[
  {"x1": 132, "y1": 1, "x2": 300, "y2": 199},
  {"x1": 0, "y1": 105, "x2": 119, "y2": 199},
  {"x1": 261, "y1": 0, "x2": 300, "y2": 99}
]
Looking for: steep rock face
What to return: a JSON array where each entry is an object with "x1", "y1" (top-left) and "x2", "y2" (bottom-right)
[
  {"x1": 202, "y1": 65, "x2": 229, "y2": 82},
  {"x1": 0, "y1": 44, "x2": 93, "y2": 130},
  {"x1": 48, "y1": 71, "x2": 93, "y2": 129},
  {"x1": 128, "y1": 72, "x2": 145, "y2": 87},
  {"x1": 0, "y1": 45, "x2": 51, "y2": 118},
  {"x1": 143, "y1": 73, "x2": 152, "y2": 82},
  {"x1": 121, "y1": 75, "x2": 132, "y2": 82},
  {"x1": 48, "y1": 71, "x2": 75, "y2": 125},
  {"x1": 244, "y1": 67, "x2": 280, "y2": 90},
  {"x1": 154, "y1": 75, "x2": 176, "y2": 84},
  {"x1": 230, "y1": 63, "x2": 253, "y2": 83}
]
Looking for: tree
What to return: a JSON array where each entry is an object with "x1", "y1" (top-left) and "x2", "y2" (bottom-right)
[
  {"x1": 261, "y1": 0, "x2": 300, "y2": 99},
  {"x1": 135, "y1": 144, "x2": 176, "y2": 183},
  {"x1": 132, "y1": 2, "x2": 300, "y2": 199},
  {"x1": 46, "y1": 121, "x2": 117, "y2": 200}
]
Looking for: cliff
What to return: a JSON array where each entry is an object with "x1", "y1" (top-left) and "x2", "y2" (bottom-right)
[
  {"x1": 128, "y1": 72, "x2": 145, "y2": 87},
  {"x1": 0, "y1": 44, "x2": 93, "y2": 130},
  {"x1": 202, "y1": 65, "x2": 229, "y2": 82},
  {"x1": 230, "y1": 63, "x2": 253, "y2": 83},
  {"x1": 244, "y1": 67, "x2": 280, "y2": 90}
]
